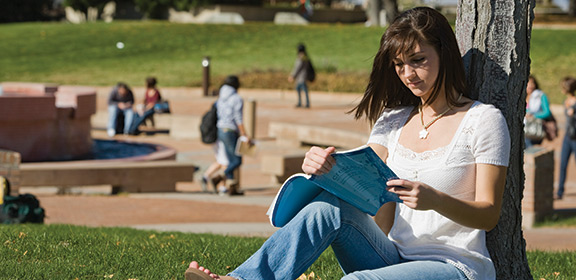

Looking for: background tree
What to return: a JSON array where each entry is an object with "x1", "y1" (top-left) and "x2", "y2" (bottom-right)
[
  {"x1": 381, "y1": 0, "x2": 398, "y2": 25},
  {"x1": 365, "y1": 0, "x2": 397, "y2": 26},
  {"x1": 133, "y1": 0, "x2": 172, "y2": 19},
  {"x1": 0, "y1": 0, "x2": 54, "y2": 22},
  {"x1": 456, "y1": 0, "x2": 534, "y2": 278},
  {"x1": 64, "y1": 0, "x2": 107, "y2": 15},
  {"x1": 569, "y1": 0, "x2": 576, "y2": 17}
]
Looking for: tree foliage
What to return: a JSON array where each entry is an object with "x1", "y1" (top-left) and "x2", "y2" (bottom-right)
[
  {"x1": 62, "y1": 0, "x2": 264, "y2": 19},
  {"x1": 0, "y1": 0, "x2": 54, "y2": 23}
]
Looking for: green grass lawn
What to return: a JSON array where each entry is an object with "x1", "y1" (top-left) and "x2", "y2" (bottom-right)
[
  {"x1": 0, "y1": 21, "x2": 381, "y2": 92},
  {"x1": 0, "y1": 224, "x2": 574, "y2": 279},
  {"x1": 1, "y1": 21, "x2": 575, "y2": 103}
]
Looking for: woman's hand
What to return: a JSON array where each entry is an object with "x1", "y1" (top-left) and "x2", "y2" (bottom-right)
[
  {"x1": 302, "y1": 146, "x2": 336, "y2": 175},
  {"x1": 386, "y1": 179, "x2": 440, "y2": 210}
]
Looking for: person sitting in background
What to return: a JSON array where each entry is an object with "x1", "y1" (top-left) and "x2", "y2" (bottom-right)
[
  {"x1": 525, "y1": 75, "x2": 552, "y2": 147},
  {"x1": 130, "y1": 76, "x2": 162, "y2": 135},
  {"x1": 107, "y1": 82, "x2": 134, "y2": 137}
]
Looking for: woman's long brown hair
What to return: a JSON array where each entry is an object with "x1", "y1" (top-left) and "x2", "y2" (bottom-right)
[{"x1": 351, "y1": 7, "x2": 469, "y2": 125}]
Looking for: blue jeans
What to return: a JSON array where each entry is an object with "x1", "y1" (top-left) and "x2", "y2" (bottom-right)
[
  {"x1": 296, "y1": 82, "x2": 309, "y2": 107},
  {"x1": 228, "y1": 191, "x2": 467, "y2": 280},
  {"x1": 218, "y1": 128, "x2": 242, "y2": 180},
  {"x1": 129, "y1": 109, "x2": 155, "y2": 134},
  {"x1": 107, "y1": 105, "x2": 134, "y2": 135},
  {"x1": 558, "y1": 134, "x2": 576, "y2": 198}
]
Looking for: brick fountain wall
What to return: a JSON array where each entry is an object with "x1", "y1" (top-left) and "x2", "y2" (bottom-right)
[{"x1": 0, "y1": 82, "x2": 96, "y2": 162}]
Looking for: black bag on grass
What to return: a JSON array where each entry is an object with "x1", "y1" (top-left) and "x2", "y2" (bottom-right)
[
  {"x1": 1, "y1": 194, "x2": 45, "y2": 224},
  {"x1": 0, "y1": 177, "x2": 45, "y2": 224}
]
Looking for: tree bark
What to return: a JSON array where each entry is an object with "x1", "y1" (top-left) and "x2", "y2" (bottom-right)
[
  {"x1": 366, "y1": 0, "x2": 381, "y2": 27},
  {"x1": 455, "y1": 0, "x2": 534, "y2": 279},
  {"x1": 381, "y1": 0, "x2": 398, "y2": 25}
]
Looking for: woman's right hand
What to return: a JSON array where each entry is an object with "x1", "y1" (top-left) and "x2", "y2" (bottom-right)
[{"x1": 302, "y1": 146, "x2": 336, "y2": 175}]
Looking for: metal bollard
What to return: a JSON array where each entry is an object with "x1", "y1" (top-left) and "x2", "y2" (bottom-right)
[{"x1": 202, "y1": 56, "x2": 210, "y2": 96}]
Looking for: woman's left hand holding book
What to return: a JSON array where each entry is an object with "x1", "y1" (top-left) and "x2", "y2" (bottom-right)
[{"x1": 302, "y1": 146, "x2": 336, "y2": 175}]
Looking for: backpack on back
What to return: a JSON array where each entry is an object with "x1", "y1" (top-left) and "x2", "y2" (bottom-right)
[
  {"x1": 200, "y1": 103, "x2": 218, "y2": 144},
  {"x1": 306, "y1": 60, "x2": 316, "y2": 82}
]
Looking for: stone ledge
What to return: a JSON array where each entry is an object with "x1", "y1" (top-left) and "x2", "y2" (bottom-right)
[
  {"x1": 260, "y1": 153, "x2": 306, "y2": 184},
  {"x1": 268, "y1": 121, "x2": 367, "y2": 149},
  {"x1": 20, "y1": 160, "x2": 198, "y2": 193}
]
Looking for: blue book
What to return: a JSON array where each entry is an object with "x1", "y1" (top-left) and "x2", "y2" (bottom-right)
[{"x1": 267, "y1": 145, "x2": 402, "y2": 227}]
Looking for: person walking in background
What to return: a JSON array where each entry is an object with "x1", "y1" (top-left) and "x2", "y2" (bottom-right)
[
  {"x1": 130, "y1": 76, "x2": 162, "y2": 135},
  {"x1": 557, "y1": 76, "x2": 576, "y2": 200},
  {"x1": 185, "y1": 7, "x2": 510, "y2": 280},
  {"x1": 525, "y1": 75, "x2": 552, "y2": 147},
  {"x1": 107, "y1": 82, "x2": 134, "y2": 137},
  {"x1": 216, "y1": 75, "x2": 249, "y2": 196},
  {"x1": 201, "y1": 140, "x2": 228, "y2": 194},
  {"x1": 289, "y1": 43, "x2": 313, "y2": 108}
]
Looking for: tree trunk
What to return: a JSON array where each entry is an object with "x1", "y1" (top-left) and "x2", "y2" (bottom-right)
[
  {"x1": 569, "y1": 0, "x2": 576, "y2": 17},
  {"x1": 381, "y1": 0, "x2": 398, "y2": 25},
  {"x1": 455, "y1": 0, "x2": 534, "y2": 279},
  {"x1": 365, "y1": 0, "x2": 381, "y2": 27}
]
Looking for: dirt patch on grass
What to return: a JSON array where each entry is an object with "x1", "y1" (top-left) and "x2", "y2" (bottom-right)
[{"x1": 199, "y1": 70, "x2": 369, "y2": 94}]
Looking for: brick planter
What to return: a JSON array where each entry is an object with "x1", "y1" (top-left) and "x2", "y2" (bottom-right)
[
  {"x1": 0, "y1": 83, "x2": 96, "y2": 162},
  {"x1": 523, "y1": 147, "x2": 555, "y2": 228}
]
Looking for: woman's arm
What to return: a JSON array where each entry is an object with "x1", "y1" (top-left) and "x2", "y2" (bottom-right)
[
  {"x1": 374, "y1": 202, "x2": 396, "y2": 235},
  {"x1": 534, "y1": 94, "x2": 552, "y2": 119},
  {"x1": 387, "y1": 163, "x2": 507, "y2": 231}
]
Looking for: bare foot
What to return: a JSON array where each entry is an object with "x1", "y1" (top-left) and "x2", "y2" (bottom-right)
[{"x1": 185, "y1": 261, "x2": 237, "y2": 280}]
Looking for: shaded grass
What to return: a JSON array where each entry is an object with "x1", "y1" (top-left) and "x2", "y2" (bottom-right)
[{"x1": 0, "y1": 224, "x2": 575, "y2": 279}]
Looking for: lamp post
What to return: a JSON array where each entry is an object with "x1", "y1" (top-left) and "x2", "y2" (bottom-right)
[{"x1": 202, "y1": 56, "x2": 210, "y2": 96}]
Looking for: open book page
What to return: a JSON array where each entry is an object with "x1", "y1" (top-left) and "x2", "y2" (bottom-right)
[
  {"x1": 268, "y1": 145, "x2": 401, "y2": 227},
  {"x1": 309, "y1": 145, "x2": 402, "y2": 215}
]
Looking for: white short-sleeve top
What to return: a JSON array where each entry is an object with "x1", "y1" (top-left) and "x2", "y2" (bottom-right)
[{"x1": 367, "y1": 101, "x2": 511, "y2": 280}]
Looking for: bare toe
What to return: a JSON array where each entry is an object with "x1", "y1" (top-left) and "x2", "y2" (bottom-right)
[
  {"x1": 189, "y1": 261, "x2": 200, "y2": 269},
  {"x1": 186, "y1": 261, "x2": 217, "y2": 280}
]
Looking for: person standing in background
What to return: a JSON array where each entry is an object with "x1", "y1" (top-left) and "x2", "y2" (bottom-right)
[
  {"x1": 557, "y1": 76, "x2": 576, "y2": 200},
  {"x1": 289, "y1": 43, "x2": 312, "y2": 108}
]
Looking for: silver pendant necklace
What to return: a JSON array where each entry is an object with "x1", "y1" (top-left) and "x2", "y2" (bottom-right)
[{"x1": 418, "y1": 105, "x2": 452, "y2": 139}]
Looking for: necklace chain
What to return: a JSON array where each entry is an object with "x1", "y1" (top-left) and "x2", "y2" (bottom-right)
[{"x1": 418, "y1": 105, "x2": 452, "y2": 139}]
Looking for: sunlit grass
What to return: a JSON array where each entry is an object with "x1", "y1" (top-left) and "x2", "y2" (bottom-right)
[
  {"x1": 0, "y1": 224, "x2": 573, "y2": 279},
  {"x1": 1, "y1": 21, "x2": 575, "y2": 100}
]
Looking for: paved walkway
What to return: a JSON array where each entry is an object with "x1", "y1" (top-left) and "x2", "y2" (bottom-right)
[{"x1": 23, "y1": 87, "x2": 576, "y2": 251}]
